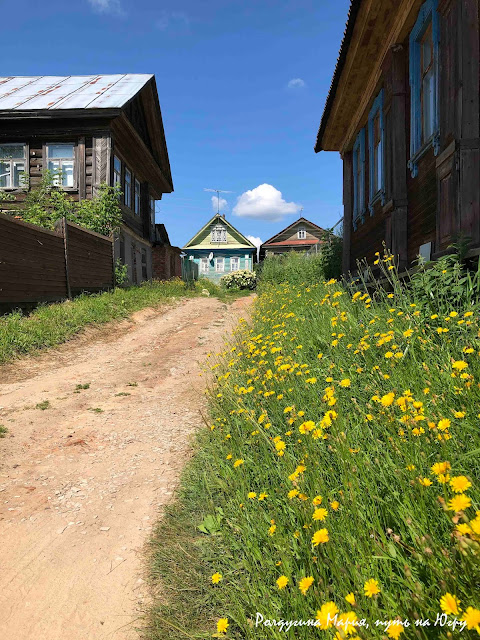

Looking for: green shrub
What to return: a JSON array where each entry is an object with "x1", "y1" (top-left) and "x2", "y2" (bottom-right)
[{"x1": 259, "y1": 251, "x2": 326, "y2": 286}]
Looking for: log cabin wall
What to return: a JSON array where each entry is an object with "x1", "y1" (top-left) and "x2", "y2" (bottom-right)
[{"x1": 339, "y1": 0, "x2": 479, "y2": 274}]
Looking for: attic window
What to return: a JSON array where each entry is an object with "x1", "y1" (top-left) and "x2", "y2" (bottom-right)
[
  {"x1": 297, "y1": 227, "x2": 306, "y2": 240},
  {"x1": 211, "y1": 224, "x2": 227, "y2": 243}
]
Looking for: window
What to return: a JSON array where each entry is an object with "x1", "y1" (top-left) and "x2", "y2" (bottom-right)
[
  {"x1": 131, "y1": 243, "x2": 137, "y2": 284},
  {"x1": 368, "y1": 90, "x2": 385, "y2": 211},
  {"x1": 134, "y1": 178, "x2": 141, "y2": 215},
  {"x1": 211, "y1": 224, "x2": 227, "y2": 243},
  {"x1": 215, "y1": 257, "x2": 224, "y2": 273},
  {"x1": 124, "y1": 168, "x2": 132, "y2": 207},
  {"x1": 409, "y1": 0, "x2": 439, "y2": 177},
  {"x1": 47, "y1": 143, "x2": 74, "y2": 187},
  {"x1": 230, "y1": 256, "x2": 239, "y2": 271},
  {"x1": 200, "y1": 257, "x2": 209, "y2": 273},
  {"x1": 297, "y1": 227, "x2": 306, "y2": 240},
  {"x1": 352, "y1": 128, "x2": 366, "y2": 227},
  {"x1": 0, "y1": 143, "x2": 26, "y2": 189},
  {"x1": 113, "y1": 156, "x2": 121, "y2": 192},
  {"x1": 150, "y1": 196, "x2": 155, "y2": 228}
]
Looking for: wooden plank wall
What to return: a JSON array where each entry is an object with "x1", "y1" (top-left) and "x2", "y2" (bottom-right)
[
  {"x1": 0, "y1": 214, "x2": 113, "y2": 313},
  {"x1": 66, "y1": 222, "x2": 114, "y2": 295}
]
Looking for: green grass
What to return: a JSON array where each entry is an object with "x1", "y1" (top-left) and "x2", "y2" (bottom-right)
[
  {"x1": 0, "y1": 278, "x2": 246, "y2": 365},
  {"x1": 0, "y1": 425, "x2": 8, "y2": 438},
  {"x1": 147, "y1": 255, "x2": 480, "y2": 639}
]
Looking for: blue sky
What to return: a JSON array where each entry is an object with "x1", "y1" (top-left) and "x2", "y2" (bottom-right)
[{"x1": 4, "y1": 0, "x2": 349, "y2": 247}]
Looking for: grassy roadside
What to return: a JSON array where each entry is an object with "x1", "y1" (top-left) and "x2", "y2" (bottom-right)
[
  {"x1": 147, "y1": 254, "x2": 480, "y2": 640},
  {"x1": 0, "y1": 279, "x2": 248, "y2": 365}
]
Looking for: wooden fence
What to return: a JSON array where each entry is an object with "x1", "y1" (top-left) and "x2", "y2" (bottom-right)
[{"x1": 0, "y1": 213, "x2": 114, "y2": 313}]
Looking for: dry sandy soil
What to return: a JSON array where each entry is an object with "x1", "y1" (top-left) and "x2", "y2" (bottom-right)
[{"x1": 0, "y1": 294, "x2": 253, "y2": 640}]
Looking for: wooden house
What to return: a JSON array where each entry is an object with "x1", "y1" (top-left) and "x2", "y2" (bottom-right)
[
  {"x1": 0, "y1": 74, "x2": 173, "y2": 284},
  {"x1": 314, "y1": 0, "x2": 479, "y2": 275},
  {"x1": 182, "y1": 214, "x2": 256, "y2": 282},
  {"x1": 259, "y1": 217, "x2": 326, "y2": 261}
]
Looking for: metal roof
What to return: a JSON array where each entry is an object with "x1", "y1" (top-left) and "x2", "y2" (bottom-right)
[
  {"x1": 314, "y1": 0, "x2": 362, "y2": 152},
  {"x1": 0, "y1": 74, "x2": 153, "y2": 111}
]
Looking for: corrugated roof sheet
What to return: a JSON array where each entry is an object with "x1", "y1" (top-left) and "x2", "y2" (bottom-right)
[{"x1": 0, "y1": 74, "x2": 153, "y2": 111}]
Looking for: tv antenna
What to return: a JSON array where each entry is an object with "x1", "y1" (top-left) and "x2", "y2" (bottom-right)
[{"x1": 204, "y1": 188, "x2": 233, "y2": 215}]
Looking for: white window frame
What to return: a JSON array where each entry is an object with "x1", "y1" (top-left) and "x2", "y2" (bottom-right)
[
  {"x1": 200, "y1": 257, "x2": 209, "y2": 273},
  {"x1": 113, "y1": 155, "x2": 122, "y2": 192},
  {"x1": 230, "y1": 256, "x2": 240, "y2": 271},
  {"x1": 211, "y1": 224, "x2": 227, "y2": 243},
  {"x1": 0, "y1": 143, "x2": 27, "y2": 189},
  {"x1": 46, "y1": 142, "x2": 75, "y2": 189},
  {"x1": 297, "y1": 227, "x2": 306, "y2": 240},
  {"x1": 124, "y1": 167, "x2": 132, "y2": 207},
  {"x1": 215, "y1": 257, "x2": 225, "y2": 273},
  {"x1": 134, "y1": 178, "x2": 141, "y2": 216}
]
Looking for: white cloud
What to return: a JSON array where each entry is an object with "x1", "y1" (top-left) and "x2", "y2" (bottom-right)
[
  {"x1": 211, "y1": 196, "x2": 228, "y2": 213},
  {"x1": 87, "y1": 0, "x2": 124, "y2": 15},
  {"x1": 232, "y1": 184, "x2": 302, "y2": 222},
  {"x1": 287, "y1": 78, "x2": 306, "y2": 89},
  {"x1": 247, "y1": 235, "x2": 263, "y2": 261},
  {"x1": 156, "y1": 11, "x2": 190, "y2": 31}
]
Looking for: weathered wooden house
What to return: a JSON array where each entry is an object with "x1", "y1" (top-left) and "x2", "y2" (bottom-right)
[
  {"x1": 314, "y1": 0, "x2": 479, "y2": 275},
  {"x1": 182, "y1": 214, "x2": 256, "y2": 282},
  {"x1": 0, "y1": 74, "x2": 173, "y2": 284},
  {"x1": 259, "y1": 217, "x2": 326, "y2": 261}
]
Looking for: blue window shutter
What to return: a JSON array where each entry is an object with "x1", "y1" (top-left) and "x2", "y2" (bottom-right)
[
  {"x1": 352, "y1": 128, "x2": 366, "y2": 229},
  {"x1": 408, "y1": 0, "x2": 440, "y2": 177},
  {"x1": 368, "y1": 89, "x2": 385, "y2": 214}
]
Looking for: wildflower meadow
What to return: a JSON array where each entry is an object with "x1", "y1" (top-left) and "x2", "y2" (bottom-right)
[{"x1": 149, "y1": 253, "x2": 480, "y2": 640}]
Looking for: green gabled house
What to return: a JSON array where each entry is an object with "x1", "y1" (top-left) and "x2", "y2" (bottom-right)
[{"x1": 182, "y1": 214, "x2": 256, "y2": 282}]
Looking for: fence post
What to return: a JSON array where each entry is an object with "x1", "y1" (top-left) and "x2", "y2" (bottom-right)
[{"x1": 62, "y1": 217, "x2": 72, "y2": 299}]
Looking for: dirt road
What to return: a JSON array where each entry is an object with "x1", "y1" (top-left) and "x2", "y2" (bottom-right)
[{"x1": 0, "y1": 295, "x2": 253, "y2": 640}]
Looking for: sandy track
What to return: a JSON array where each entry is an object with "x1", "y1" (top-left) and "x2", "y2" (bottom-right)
[{"x1": 0, "y1": 295, "x2": 253, "y2": 640}]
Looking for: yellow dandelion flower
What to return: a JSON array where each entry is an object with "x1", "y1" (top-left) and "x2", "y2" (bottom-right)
[
  {"x1": 452, "y1": 360, "x2": 468, "y2": 371},
  {"x1": 247, "y1": 492, "x2": 256, "y2": 499},
  {"x1": 440, "y1": 593, "x2": 461, "y2": 615},
  {"x1": 456, "y1": 523, "x2": 472, "y2": 535},
  {"x1": 345, "y1": 592, "x2": 356, "y2": 606},
  {"x1": 233, "y1": 459, "x2": 244, "y2": 468},
  {"x1": 448, "y1": 494, "x2": 472, "y2": 512},
  {"x1": 462, "y1": 607, "x2": 480, "y2": 631},
  {"x1": 315, "y1": 601, "x2": 339, "y2": 629},
  {"x1": 276, "y1": 575, "x2": 288, "y2": 589},
  {"x1": 450, "y1": 476, "x2": 472, "y2": 493},
  {"x1": 386, "y1": 621, "x2": 404, "y2": 639},
  {"x1": 312, "y1": 528, "x2": 329, "y2": 546},
  {"x1": 217, "y1": 618, "x2": 229, "y2": 634},
  {"x1": 298, "y1": 576, "x2": 314, "y2": 595},
  {"x1": 340, "y1": 378, "x2": 351, "y2": 388},
  {"x1": 330, "y1": 500, "x2": 340, "y2": 511},
  {"x1": 380, "y1": 392, "x2": 395, "y2": 407},
  {"x1": 364, "y1": 578, "x2": 381, "y2": 597},
  {"x1": 312, "y1": 508, "x2": 328, "y2": 521},
  {"x1": 211, "y1": 573, "x2": 222, "y2": 584},
  {"x1": 437, "y1": 418, "x2": 451, "y2": 431}
]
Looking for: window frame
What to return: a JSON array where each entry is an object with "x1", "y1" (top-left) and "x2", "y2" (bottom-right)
[
  {"x1": 297, "y1": 227, "x2": 306, "y2": 240},
  {"x1": 45, "y1": 142, "x2": 76, "y2": 190},
  {"x1": 408, "y1": 0, "x2": 440, "y2": 178},
  {"x1": 215, "y1": 257, "x2": 225, "y2": 273},
  {"x1": 368, "y1": 89, "x2": 385, "y2": 213},
  {"x1": 113, "y1": 155, "x2": 122, "y2": 193},
  {"x1": 124, "y1": 167, "x2": 132, "y2": 208},
  {"x1": 200, "y1": 257, "x2": 209, "y2": 274},
  {"x1": 134, "y1": 178, "x2": 141, "y2": 216},
  {"x1": 352, "y1": 128, "x2": 366, "y2": 228},
  {"x1": 211, "y1": 224, "x2": 227, "y2": 243},
  {"x1": 0, "y1": 142, "x2": 27, "y2": 190},
  {"x1": 230, "y1": 256, "x2": 240, "y2": 272}
]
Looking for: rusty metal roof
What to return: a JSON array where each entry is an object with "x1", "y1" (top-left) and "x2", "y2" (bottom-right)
[
  {"x1": 314, "y1": 0, "x2": 362, "y2": 152},
  {"x1": 0, "y1": 74, "x2": 153, "y2": 111}
]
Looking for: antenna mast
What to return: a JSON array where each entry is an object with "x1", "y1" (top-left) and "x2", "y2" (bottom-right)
[{"x1": 204, "y1": 188, "x2": 233, "y2": 216}]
